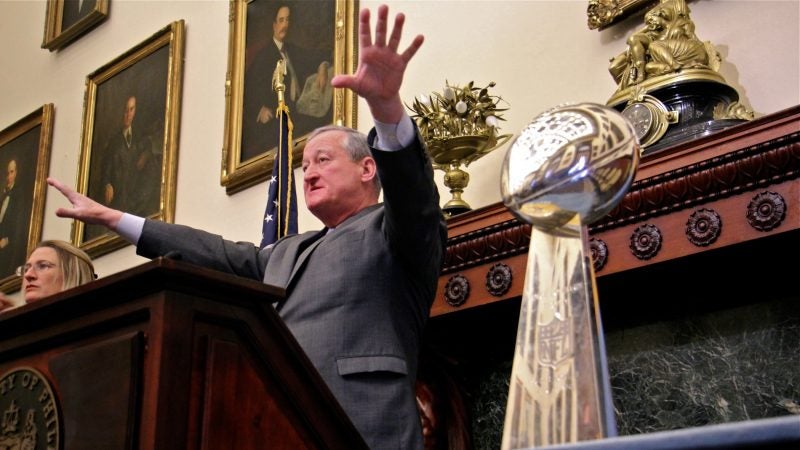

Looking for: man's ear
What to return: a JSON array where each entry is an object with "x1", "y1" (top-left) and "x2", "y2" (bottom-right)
[{"x1": 361, "y1": 157, "x2": 377, "y2": 183}]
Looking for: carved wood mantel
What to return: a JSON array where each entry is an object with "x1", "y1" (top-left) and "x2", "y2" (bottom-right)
[{"x1": 432, "y1": 105, "x2": 800, "y2": 317}]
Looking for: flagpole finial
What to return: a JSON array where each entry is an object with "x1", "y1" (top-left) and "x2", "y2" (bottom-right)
[
  {"x1": 272, "y1": 58, "x2": 287, "y2": 104},
  {"x1": 260, "y1": 68, "x2": 297, "y2": 250}
]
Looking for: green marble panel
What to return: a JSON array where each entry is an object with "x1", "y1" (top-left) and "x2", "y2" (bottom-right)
[{"x1": 464, "y1": 296, "x2": 800, "y2": 449}]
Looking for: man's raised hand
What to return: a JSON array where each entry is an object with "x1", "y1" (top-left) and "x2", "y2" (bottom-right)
[
  {"x1": 47, "y1": 177, "x2": 123, "y2": 230},
  {"x1": 331, "y1": 5, "x2": 424, "y2": 124}
]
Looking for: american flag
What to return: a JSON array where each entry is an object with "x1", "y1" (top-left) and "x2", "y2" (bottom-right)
[{"x1": 260, "y1": 103, "x2": 297, "y2": 248}]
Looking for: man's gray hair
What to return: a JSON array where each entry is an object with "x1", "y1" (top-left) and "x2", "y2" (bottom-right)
[{"x1": 307, "y1": 125, "x2": 382, "y2": 193}]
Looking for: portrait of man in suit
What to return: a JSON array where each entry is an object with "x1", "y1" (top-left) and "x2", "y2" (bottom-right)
[
  {"x1": 85, "y1": 94, "x2": 161, "y2": 242},
  {"x1": 241, "y1": 0, "x2": 334, "y2": 162},
  {"x1": 61, "y1": 0, "x2": 98, "y2": 31},
  {"x1": 80, "y1": 38, "x2": 172, "y2": 247},
  {"x1": 99, "y1": 95, "x2": 160, "y2": 214},
  {"x1": 42, "y1": 0, "x2": 108, "y2": 51},
  {"x1": 0, "y1": 157, "x2": 33, "y2": 279}
]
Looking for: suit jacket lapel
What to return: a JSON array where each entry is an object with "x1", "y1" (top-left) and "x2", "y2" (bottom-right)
[
  {"x1": 270, "y1": 204, "x2": 381, "y2": 302},
  {"x1": 288, "y1": 228, "x2": 328, "y2": 285},
  {"x1": 262, "y1": 229, "x2": 323, "y2": 290}
]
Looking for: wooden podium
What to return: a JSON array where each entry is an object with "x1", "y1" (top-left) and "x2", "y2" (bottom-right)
[{"x1": 0, "y1": 258, "x2": 367, "y2": 450}]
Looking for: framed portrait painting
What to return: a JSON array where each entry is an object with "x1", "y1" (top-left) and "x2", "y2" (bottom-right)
[
  {"x1": 587, "y1": 0, "x2": 656, "y2": 30},
  {"x1": 221, "y1": 0, "x2": 358, "y2": 194},
  {"x1": 0, "y1": 105, "x2": 54, "y2": 294},
  {"x1": 75, "y1": 21, "x2": 184, "y2": 257},
  {"x1": 42, "y1": 0, "x2": 110, "y2": 51}
]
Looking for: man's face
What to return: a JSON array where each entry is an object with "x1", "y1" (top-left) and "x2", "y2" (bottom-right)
[
  {"x1": 123, "y1": 97, "x2": 136, "y2": 128},
  {"x1": 302, "y1": 131, "x2": 370, "y2": 225},
  {"x1": 273, "y1": 6, "x2": 290, "y2": 42},
  {"x1": 5, "y1": 160, "x2": 16, "y2": 188}
]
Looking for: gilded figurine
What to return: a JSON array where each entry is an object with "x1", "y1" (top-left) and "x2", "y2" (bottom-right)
[{"x1": 609, "y1": 0, "x2": 715, "y2": 90}]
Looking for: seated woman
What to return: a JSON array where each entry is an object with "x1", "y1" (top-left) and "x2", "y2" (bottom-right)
[
  {"x1": 608, "y1": 0, "x2": 710, "y2": 89},
  {"x1": 0, "y1": 240, "x2": 96, "y2": 311}
]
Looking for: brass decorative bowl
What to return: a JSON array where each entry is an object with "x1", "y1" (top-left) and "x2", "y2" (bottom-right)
[
  {"x1": 409, "y1": 81, "x2": 510, "y2": 215},
  {"x1": 428, "y1": 134, "x2": 500, "y2": 166}
]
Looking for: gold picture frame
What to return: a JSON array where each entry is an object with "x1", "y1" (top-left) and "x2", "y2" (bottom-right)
[
  {"x1": 221, "y1": 0, "x2": 358, "y2": 194},
  {"x1": 587, "y1": 0, "x2": 656, "y2": 30},
  {"x1": 0, "y1": 105, "x2": 55, "y2": 293},
  {"x1": 42, "y1": 0, "x2": 110, "y2": 51},
  {"x1": 74, "y1": 21, "x2": 184, "y2": 258}
]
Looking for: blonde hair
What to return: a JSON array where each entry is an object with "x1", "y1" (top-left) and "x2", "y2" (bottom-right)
[{"x1": 30, "y1": 240, "x2": 95, "y2": 291}]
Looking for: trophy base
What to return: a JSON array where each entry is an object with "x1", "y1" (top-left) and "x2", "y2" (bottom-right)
[{"x1": 501, "y1": 224, "x2": 616, "y2": 448}]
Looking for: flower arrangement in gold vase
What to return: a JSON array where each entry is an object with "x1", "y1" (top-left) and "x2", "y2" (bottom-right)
[{"x1": 408, "y1": 81, "x2": 511, "y2": 215}]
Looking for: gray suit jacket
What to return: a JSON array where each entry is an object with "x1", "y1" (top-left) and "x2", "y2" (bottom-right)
[{"x1": 137, "y1": 130, "x2": 446, "y2": 449}]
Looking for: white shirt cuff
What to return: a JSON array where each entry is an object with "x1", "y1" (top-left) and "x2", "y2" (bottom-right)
[
  {"x1": 117, "y1": 213, "x2": 145, "y2": 245},
  {"x1": 373, "y1": 115, "x2": 415, "y2": 151}
]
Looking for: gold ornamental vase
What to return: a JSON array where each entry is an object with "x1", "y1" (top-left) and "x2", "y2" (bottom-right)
[
  {"x1": 409, "y1": 81, "x2": 510, "y2": 216},
  {"x1": 428, "y1": 133, "x2": 508, "y2": 215}
]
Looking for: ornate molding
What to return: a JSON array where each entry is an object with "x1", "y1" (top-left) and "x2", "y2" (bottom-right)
[
  {"x1": 591, "y1": 132, "x2": 800, "y2": 233},
  {"x1": 587, "y1": 0, "x2": 655, "y2": 31},
  {"x1": 439, "y1": 116, "x2": 798, "y2": 277},
  {"x1": 587, "y1": 0, "x2": 622, "y2": 30},
  {"x1": 746, "y1": 191, "x2": 787, "y2": 232},
  {"x1": 442, "y1": 220, "x2": 531, "y2": 275},
  {"x1": 686, "y1": 208, "x2": 722, "y2": 247}
]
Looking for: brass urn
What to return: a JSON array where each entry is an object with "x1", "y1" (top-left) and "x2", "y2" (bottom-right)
[{"x1": 409, "y1": 81, "x2": 511, "y2": 216}]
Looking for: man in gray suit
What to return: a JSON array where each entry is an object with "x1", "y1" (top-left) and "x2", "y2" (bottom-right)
[{"x1": 49, "y1": 5, "x2": 446, "y2": 449}]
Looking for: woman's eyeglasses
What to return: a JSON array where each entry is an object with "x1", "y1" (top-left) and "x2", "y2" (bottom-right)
[{"x1": 15, "y1": 261, "x2": 57, "y2": 277}]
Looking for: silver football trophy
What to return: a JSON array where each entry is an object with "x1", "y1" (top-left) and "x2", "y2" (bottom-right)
[{"x1": 500, "y1": 103, "x2": 639, "y2": 448}]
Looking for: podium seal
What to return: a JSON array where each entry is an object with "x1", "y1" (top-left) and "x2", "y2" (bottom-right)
[{"x1": 0, "y1": 367, "x2": 61, "y2": 450}]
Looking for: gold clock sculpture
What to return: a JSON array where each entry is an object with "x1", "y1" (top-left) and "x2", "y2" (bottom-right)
[{"x1": 607, "y1": 0, "x2": 752, "y2": 153}]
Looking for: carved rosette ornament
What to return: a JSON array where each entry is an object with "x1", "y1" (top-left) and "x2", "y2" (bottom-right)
[
  {"x1": 686, "y1": 208, "x2": 722, "y2": 246},
  {"x1": 485, "y1": 263, "x2": 512, "y2": 297},
  {"x1": 444, "y1": 274, "x2": 470, "y2": 307},
  {"x1": 589, "y1": 237, "x2": 609, "y2": 272},
  {"x1": 746, "y1": 191, "x2": 786, "y2": 232},
  {"x1": 630, "y1": 223, "x2": 662, "y2": 260}
]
